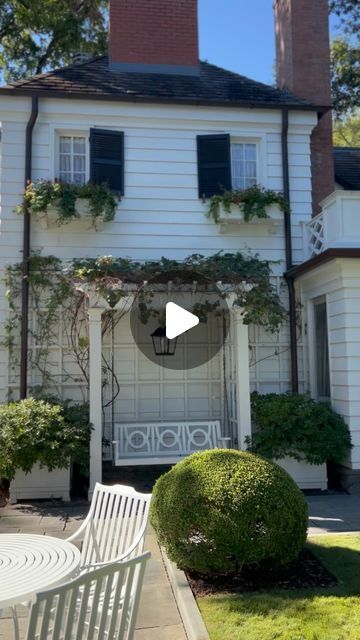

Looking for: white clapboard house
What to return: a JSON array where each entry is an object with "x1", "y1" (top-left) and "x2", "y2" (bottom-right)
[{"x1": 1, "y1": 0, "x2": 359, "y2": 499}]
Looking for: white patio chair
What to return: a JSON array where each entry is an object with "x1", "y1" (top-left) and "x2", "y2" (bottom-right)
[
  {"x1": 67, "y1": 483, "x2": 152, "y2": 573},
  {"x1": 25, "y1": 552, "x2": 150, "y2": 640}
]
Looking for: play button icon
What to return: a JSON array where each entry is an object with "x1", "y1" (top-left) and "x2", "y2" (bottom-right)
[
  {"x1": 129, "y1": 268, "x2": 230, "y2": 370},
  {"x1": 166, "y1": 302, "x2": 199, "y2": 339}
]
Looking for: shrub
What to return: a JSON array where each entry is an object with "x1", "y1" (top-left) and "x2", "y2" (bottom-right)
[
  {"x1": 249, "y1": 392, "x2": 352, "y2": 465},
  {"x1": 150, "y1": 449, "x2": 307, "y2": 575},
  {"x1": 0, "y1": 397, "x2": 92, "y2": 481}
]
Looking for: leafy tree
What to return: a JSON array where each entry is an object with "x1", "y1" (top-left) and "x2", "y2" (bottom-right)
[
  {"x1": 333, "y1": 111, "x2": 360, "y2": 146},
  {"x1": 330, "y1": 0, "x2": 360, "y2": 36},
  {"x1": 330, "y1": 1, "x2": 360, "y2": 117},
  {"x1": 331, "y1": 39, "x2": 360, "y2": 118},
  {"x1": 0, "y1": 0, "x2": 108, "y2": 82}
]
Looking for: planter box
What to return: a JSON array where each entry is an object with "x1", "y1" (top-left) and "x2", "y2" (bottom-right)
[
  {"x1": 218, "y1": 203, "x2": 283, "y2": 233},
  {"x1": 10, "y1": 463, "x2": 71, "y2": 502},
  {"x1": 276, "y1": 457, "x2": 327, "y2": 491},
  {"x1": 35, "y1": 198, "x2": 105, "y2": 231}
]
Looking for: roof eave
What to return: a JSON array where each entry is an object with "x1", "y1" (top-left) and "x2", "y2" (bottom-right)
[
  {"x1": 286, "y1": 248, "x2": 360, "y2": 279},
  {"x1": 0, "y1": 86, "x2": 326, "y2": 112}
]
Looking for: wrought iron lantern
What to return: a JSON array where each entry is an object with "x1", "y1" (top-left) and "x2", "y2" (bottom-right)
[{"x1": 151, "y1": 326, "x2": 177, "y2": 356}]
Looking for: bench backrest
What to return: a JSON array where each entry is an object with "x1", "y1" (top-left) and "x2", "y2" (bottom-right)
[{"x1": 114, "y1": 420, "x2": 222, "y2": 461}]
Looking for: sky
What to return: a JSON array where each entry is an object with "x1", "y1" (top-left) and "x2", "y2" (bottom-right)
[{"x1": 198, "y1": 0, "x2": 339, "y2": 85}]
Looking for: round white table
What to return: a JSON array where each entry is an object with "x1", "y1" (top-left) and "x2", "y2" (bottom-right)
[{"x1": 0, "y1": 533, "x2": 81, "y2": 625}]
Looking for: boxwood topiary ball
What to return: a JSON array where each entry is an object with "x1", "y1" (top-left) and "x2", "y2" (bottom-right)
[{"x1": 150, "y1": 449, "x2": 308, "y2": 575}]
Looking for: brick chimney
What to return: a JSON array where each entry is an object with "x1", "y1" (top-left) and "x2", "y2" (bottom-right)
[
  {"x1": 109, "y1": 0, "x2": 199, "y2": 75},
  {"x1": 274, "y1": 0, "x2": 334, "y2": 215}
]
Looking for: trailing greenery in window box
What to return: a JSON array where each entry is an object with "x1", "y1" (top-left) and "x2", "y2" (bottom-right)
[
  {"x1": 17, "y1": 180, "x2": 118, "y2": 228},
  {"x1": 247, "y1": 392, "x2": 352, "y2": 465},
  {"x1": 207, "y1": 185, "x2": 291, "y2": 225},
  {"x1": 0, "y1": 397, "x2": 92, "y2": 482}
]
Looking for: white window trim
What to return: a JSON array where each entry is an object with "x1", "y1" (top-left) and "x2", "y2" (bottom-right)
[
  {"x1": 50, "y1": 127, "x2": 90, "y2": 183},
  {"x1": 230, "y1": 136, "x2": 265, "y2": 188}
]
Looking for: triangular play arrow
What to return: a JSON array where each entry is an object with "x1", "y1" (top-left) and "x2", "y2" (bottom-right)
[{"x1": 166, "y1": 302, "x2": 199, "y2": 339}]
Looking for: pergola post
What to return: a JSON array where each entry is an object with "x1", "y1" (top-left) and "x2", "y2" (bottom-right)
[
  {"x1": 88, "y1": 307, "x2": 103, "y2": 499},
  {"x1": 233, "y1": 309, "x2": 252, "y2": 449}
]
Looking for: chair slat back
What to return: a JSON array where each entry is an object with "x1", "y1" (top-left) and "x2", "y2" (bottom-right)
[
  {"x1": 81, "y1": 483, "x2": 152, "y2": 567},
  {"x1": 26, "y1": 553, "x2": 150, "y2": 640}
]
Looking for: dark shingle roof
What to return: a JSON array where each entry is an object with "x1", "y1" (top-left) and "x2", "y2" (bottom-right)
[
  {"x1": 334, "y1": 147, "x2": 360, "y2": 191},
  {"x1": 0, "y1": 56, "x2": 319, "y2": 110}
]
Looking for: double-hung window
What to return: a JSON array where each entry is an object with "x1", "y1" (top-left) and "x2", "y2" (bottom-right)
[
  {"x1": 231, "y1": 143, "x2": 257, "y2": 190},
  {"x1": 55, "y1": 129, "x2": 125, "y2": 194},
  {"x1": 197, "y1": 134, "x2": 259, "y2": 198},
  {"x1": 58, "y1": 134, "x2": 87, "y2": 185}
]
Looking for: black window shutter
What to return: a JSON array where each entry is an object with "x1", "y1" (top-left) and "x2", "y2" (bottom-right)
[
  {"x1": 90, "y1": 128, "x2": 124, "y2": 194},
  {"x1": 197, "y1": 134, "x2": 231, "y2": 198}
]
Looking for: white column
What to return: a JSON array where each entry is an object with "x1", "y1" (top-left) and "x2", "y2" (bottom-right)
[
  {"x1": 88, "y1": 307, "x2": 103, "y2": 499},
  {"x1": 233, "y1": 309, "x2": 252, "y2": 449}
]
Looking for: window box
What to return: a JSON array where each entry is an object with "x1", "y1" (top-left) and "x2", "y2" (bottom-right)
[
  {"x1": 36, "y1": 197, "x2": 106, "y2": 231},
  {"x1": 218, "y1": 202, "x2": 283, "y2": 233},
  {"x1": 276, "y1": 457, "x2": 327, "y2": 491},
  {"x1": 10, "y1": 463, "x2": 70, "y2": 502}
]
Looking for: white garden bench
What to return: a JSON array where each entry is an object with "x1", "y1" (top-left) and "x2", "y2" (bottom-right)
[{"x1": 113, "y1": 420, "x2": 231, "y2": 466}]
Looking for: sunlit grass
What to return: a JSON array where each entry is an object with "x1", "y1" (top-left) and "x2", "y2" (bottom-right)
[{"x1": 198, "y1": 535, "x2": 360, "y2": 640}]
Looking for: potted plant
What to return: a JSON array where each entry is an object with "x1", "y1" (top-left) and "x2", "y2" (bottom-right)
[
  {"x1": 247, "y1": 392, "x2": 352, "y2": 490},
  {"x1": 0, "y1": 397, "x2": 92, "y2": 502},
  {"x1": 207, "y1": 185, "x2": 289, "y2": 230},
  {"x1": 17, "y1": 180, "x2": 118, "y2": 230}
]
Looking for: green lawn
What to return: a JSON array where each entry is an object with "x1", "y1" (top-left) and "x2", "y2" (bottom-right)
[{"x1": 198, "y1": 535, "x2": 360, "y2": 640}]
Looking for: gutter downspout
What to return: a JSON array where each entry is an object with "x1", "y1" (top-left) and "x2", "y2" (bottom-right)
[
  {"x1": 282, "y1": 108, "x2": 299, "y2": 393},
  {"x1": 20, "y1": 95, "x2": 38, "y2": 399}
]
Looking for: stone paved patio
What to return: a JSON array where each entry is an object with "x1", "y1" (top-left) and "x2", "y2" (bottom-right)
[
  {"x1": 307, "y1": 494, "x2": 360, "y2": 535},
  {"x1": 0, "y1": 501, "x2": 186, "y2": 640},
  {"x1": 1, "y1": 494, "x2": 360, "y2": 639}
]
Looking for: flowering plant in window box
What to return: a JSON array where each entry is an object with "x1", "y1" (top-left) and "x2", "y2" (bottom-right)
[
  {"x1": 17, "y1": 180, "x2": 118, "y2": 230},
  {"x1": 207, "y1": 185, "x2": 290, "y2": 229}
]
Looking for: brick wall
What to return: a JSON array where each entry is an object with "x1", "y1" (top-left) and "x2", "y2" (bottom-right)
[
  {"x1": 109, "y1": 0, "x2": 199, "y2": 69},
  {"x1": 274, "y1": 0, "x2": 334, "y2": 215}
]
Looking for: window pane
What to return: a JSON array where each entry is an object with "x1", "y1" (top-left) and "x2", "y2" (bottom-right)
[
  {"x1": 73, "y1": 137, "x2": 85, "y2": 154},
  {"x1": 59, "y1": 136, "x2": 71, "y2": 154},
  {"x1": 58, "y1": 135, "x2": 86, "y2": 184},
  {"x1": 74, "y1": 155, "x2": 85, "y2": 173},
  {"x1": 59, "y1": 172, "x2": 71, "y2": 183},
  {"x1": 73, "y1": 173, "x2": 85, "y2": 185},
  {"x1": 245, "y1": 161, "x2": 256, "y2": 178},
  {"x1": 231, "y1": 143, "x2": 257, "y2": 191},
  {"x1": 59, "y1": 154, "x2": 71, "y2": 173}
]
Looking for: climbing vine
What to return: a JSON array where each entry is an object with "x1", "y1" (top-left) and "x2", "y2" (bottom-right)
[
  {"x1": 17, "y1": 180, "x2": 118, "y2": 227},
  {"x1": 3, "y1": 251, "x2": 286, "y2": 399},
  {"x1": 207, "y1": 185, "x2": 291, "y2": 224}
]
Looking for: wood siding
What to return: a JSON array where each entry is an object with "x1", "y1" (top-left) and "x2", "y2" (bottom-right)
[{"x1": 0, "y1": 97, "x2": 316, "y2": 406}]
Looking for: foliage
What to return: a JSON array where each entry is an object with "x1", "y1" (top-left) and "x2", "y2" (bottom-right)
[
  {"x1": 3, "y1": 251, "x2": 286, "y2": 398},
  {"x1": 331, "y1": 39, "x2": 360, "y2": 118},
  {"x1": 0, "y1": 397, "x2": 92, "y2": 481},
  {"x1": 0, "y1": 0, "x2": 107, "y2": 82},
  {"x1": 330, "y1": 0, "x2": 360, "y2": 36},
  {"x1": 69, "y1": 252, "x2": 287, "y2": 332},
  {"x1": 150, "y1": 449, "x2": 308, "y2": 575},
  {"x1": 199, "y1": 535, "x2": 360, "y2": 640},
  {"x1": 248, "y1": 392, "x2": 352, "y2": 465},
  {"x1": 18, "y1": 180, "x2": 117, "y2": 226},
  {"x1": 207, "y1": 186, "x2": 290, "y2": 225},
  {"x1": 333, "y1": 110, "x2": 360, "y2": 146}
]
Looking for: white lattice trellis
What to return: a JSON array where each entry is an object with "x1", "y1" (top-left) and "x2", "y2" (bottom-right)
[{"x1": 306, "y1": 212, "x2": 326, "y2": 257}]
